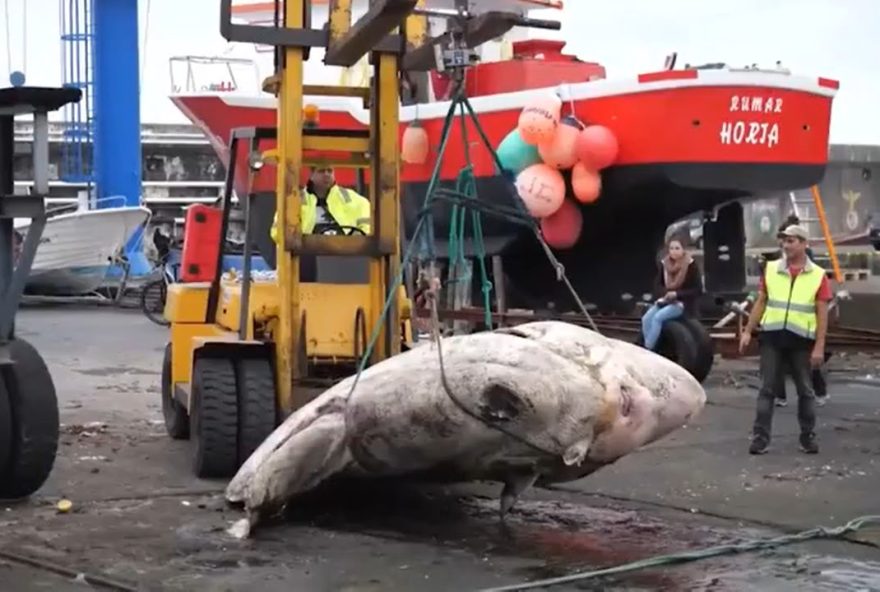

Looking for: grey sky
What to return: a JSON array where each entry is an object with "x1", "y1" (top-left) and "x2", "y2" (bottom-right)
[{"x1": 2, "y1": 0, "x2": 878, "y2": 144}]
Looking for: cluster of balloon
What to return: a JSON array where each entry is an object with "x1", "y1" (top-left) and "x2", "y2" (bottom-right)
[{"x1": 496, "y1": 93, "x2": 619, "y2": 250}]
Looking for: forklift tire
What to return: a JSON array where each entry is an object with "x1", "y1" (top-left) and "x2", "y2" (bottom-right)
[
  {"x1": 161, "y1": 343, "x2": 189, "y2": 440},
  {"x1": 190, "y1": 356, "x2": 239, "y2": 479},
  {"x1": 0, "y1": 339, "x2": 59, "y2": 499},
  {"x1": 0, "y1": 380, "x2": 11, "y2": 477},
  {"x1": 235, "y1": 358, "x2": 277, "y2": 465},
  {"x1": 675, "y1": 317, "x2": 715, "y2": 383}
]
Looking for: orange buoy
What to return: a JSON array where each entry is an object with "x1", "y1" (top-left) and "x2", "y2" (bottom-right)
[
  {"x1": 541, "y1": 198, "x2": 583, "y2": 249},
  {"x1": 515, "y1": 163, "x2": 566, "y2": 218},
  {"x1": 517, "y1": 93, "x2": 562, "y2": 145},
  {"x1": 402, "y1": 120, "x2": 430, "y2": 164},
  {"x1": 537, "y1": 116, "x2": 582, "y2": 170},
  {"x1": 571, "y1": 161, "x2": 602, "y2": 204},
  {"x1": 575, "y1": 125, "x2": 619, "y2": 170}
]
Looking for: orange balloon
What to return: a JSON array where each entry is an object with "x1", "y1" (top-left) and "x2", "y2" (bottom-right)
[
  {"x1": 517, "y1": 94, "x2": 562, "y2": 145},
  {"x1": 541, "y1": 198, "x2": 583, "y2": 249},
  {"x1": 538, "y1": 116, "x2": 583, "y2": 170},
  {"x1": 571, "y1": 161, "x2": 602, "y2": 204},
  {"x1": 402, "y1": 121, "x2": 430, "y2": 164},
  {"x1": 575, "y1": 125, "x2": 619, "y2": 170},
  {"x1": 515, "y1": 163, "x2": 566, "y2": 218}
]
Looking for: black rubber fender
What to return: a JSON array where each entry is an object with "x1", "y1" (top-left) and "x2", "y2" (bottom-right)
[
  {"x1": 235, "y1": 357, "x2": 277, "y2": 465},
  {"x1": 0, "y1": 379, "x2": 11, "y2": 477},
  {"x1": 161, "y1": 343, "x2": 190, "y2": 440},
  {"x1": 190, "y1": 356, "x2": 239, "y2": 479},
  {"x1": 673, "y1": 317, "x2": 716, "y2": 383},
  {"x1": 0, "y1": 338, "x2": 60, "y2": 499},
  {"x1": 643, "y1": 320, "x2": 700, "y2": 377}
]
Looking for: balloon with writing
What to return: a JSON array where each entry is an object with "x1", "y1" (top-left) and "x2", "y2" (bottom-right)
[
  {"x1": 515, "y1": 163, "x2": 565, "y2": 218},
  {"x1": 517, "y1": 93, "x2": 562, "y2": 146}
]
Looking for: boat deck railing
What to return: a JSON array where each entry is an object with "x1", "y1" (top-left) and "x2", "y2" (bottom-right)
[{"x1": 168, "y1": 55, "x2": 261, "y2": 94}]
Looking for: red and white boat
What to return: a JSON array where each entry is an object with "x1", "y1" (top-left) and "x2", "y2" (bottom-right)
[{"x1": 169, "y1": 0, "x2": 838, "y2": 312}]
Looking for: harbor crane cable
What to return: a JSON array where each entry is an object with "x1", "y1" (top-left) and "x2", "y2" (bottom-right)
[
  {"x1": 335, "y1": 22, "x2": 600, "y2": 458},
  {"x1": 2, "y1": 0, "x2": 26, "y2": 79},
  {"x1": 3, "y1": 0, "x2": 11, "y2": 76}
]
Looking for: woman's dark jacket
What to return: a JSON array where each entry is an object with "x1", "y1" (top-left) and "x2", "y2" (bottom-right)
[{"x1": 653, "y1": 258, "x2": 704, "y2": 316}]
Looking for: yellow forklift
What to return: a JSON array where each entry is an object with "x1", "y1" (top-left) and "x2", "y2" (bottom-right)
[
  {"x1": 160, "y1": 0, "x2": 562, "y2": 479},
  {"x1": 160, "y1": 0, "x2": 428, "y2": 478}
]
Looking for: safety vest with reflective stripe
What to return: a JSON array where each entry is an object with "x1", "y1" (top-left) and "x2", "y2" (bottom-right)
[
  {"x1": 270, "y1": 185, "x2": 371, "y2": 241},
  {"x1": 760, "y1": 258, "x2": 825, "y2": 340}
]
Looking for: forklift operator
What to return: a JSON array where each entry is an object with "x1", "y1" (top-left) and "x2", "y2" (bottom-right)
[{"x1": 270, "y1": 166, "x2": 371, "y2": 241}]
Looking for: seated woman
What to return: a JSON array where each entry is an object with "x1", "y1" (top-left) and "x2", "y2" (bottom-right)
[{"x1": 641, "y1": 237, "x2": 703, "y2": 351}]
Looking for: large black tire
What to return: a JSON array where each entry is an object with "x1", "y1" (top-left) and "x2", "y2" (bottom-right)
[
  {"x1": 161, "y1": 343, "x2": 189, "y2": 440},
  {"x1": 235, "y1": 358, "x2": 277, "y2": 465},
  {"x1": 0, "y1": 339, "x2": 59, "y2": 499},
  {"x1": 675, "y1": 317, "x2": 715, "y2": 383},
  {"x1": 639, "y1": 321, "x2": 700, "y2": 376},
  {"x1": 140, "y1": 279, "x2": 170, "y2": 327},
  {"x1": 0, "y1": 380, "x2": 11, "y2": 477},
  {"x1": 190, "y1": 356, "x2": 239, "y2": 479}
]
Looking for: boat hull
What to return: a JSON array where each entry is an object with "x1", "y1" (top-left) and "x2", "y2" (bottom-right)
[
  {"x1": 171, "y1": 68, "x2": 836, "y2": 311},
  {"x1": 171, "y1": 68, "x2": 835, "y2": 196},
  {"x1": 15, "y1": 206, "x2": 152, "y2": 295}
]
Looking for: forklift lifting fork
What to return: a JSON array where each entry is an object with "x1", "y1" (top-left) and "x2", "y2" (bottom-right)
[{"x1": 159, "y1": 0, "x2": 427, "y2": 479}]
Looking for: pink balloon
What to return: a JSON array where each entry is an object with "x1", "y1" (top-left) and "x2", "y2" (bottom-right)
[
  {"x1": 541, "y1": 198, "x2": 583, "y2": 249},
  {"x1": 515, "y1": 163, "x2": 566, "y2": 218},
  {"x1": 575, "y1": 125, "x2": 619, "y2": 170},
  {"x1": 517, "y1": 94, "x2": 562, "y2": 146},
  {"x1": 571, "y1": 161, "x2": 602, "y2": 204},
  {"x1": 401, "y1": 121, "x2": 430, "y2": 164},
  {"x1": 538, "y1": 116, "x2": 583, "y2": 170}
]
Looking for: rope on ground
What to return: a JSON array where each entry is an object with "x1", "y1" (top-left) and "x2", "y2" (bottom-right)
[
  {"x1": 477, "y1": 514, "x2": 880, "y2": 592},
  {"x1": 0, "y1": 548, "x2": 138, "y2": 592}
]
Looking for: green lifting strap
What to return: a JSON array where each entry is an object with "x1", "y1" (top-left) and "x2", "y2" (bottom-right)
[
  {"x1": 343, "y1": 79, "x2": 596, "y2": 405},
  {"x1": 417, "y1": 85, "x2": 529, "y2": 331}
]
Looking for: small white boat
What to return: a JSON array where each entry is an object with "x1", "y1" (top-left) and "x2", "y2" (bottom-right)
[{"x1": 14, "y1": 203, "x2": 152, "y2": 296}]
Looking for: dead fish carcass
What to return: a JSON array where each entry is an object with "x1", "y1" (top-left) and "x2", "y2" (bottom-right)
[{"x1": 225, "y1": 320, "x2": 706, "y2": 537}]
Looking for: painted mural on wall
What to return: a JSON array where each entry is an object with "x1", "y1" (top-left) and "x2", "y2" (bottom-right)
[
  {"x1": 675, "y1": 148, "x2": 880, "y2": 251},
  {"x1": 743, "y1": 157, "x2": 879, "y2": 249}
]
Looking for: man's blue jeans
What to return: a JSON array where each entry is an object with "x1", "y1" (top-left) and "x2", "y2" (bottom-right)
[{"x1": 641, "y1": 301, "x2": 684, "y2": 350}]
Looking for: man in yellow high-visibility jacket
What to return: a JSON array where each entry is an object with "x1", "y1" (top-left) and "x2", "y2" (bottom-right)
[
  {"x1": 270, "y1": 166, "x2": 371, "y2": 242},
  {"x1": 740, "y1": 224, "x2": 831, "y2": 456}
]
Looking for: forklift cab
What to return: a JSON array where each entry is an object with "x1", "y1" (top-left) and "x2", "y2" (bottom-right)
[{"x1": 245, "y1": 147, "x2": 370, "y2": 285}]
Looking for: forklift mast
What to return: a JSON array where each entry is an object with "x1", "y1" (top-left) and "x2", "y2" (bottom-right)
[{"x1": 218, "y1": 0, "x2": 427, "y2": 411}]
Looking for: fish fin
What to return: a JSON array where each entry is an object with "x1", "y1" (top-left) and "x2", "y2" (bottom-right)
[
  {"x1": 499, "y1": 471, "x2": 539, "y2": 520},
  {"x1": 227, "y1": 517, "x2": 253, "y2": 540},
  {"x1": 244, "y1": 413, "x2": 352, "y2": 530},
  {"x1": 562, "y1": 433, "x2": 593, "y2": 467}
]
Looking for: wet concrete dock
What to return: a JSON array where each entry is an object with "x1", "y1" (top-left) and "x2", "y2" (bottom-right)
[{"x1": 1, "y1": 308, "x2": 879, "y2": 591}]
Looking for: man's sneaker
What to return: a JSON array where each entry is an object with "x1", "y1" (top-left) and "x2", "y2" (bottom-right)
[
  {"x1": 816, "y1": 394, "x2": 829, "y2": 407},
  {"x1": 749, "y1": 436, "x2": 769, "y2": 455},
  {"x1": 775, "y1": 398, "x2": 788, "y2": 407},
  {"x1": 799, "y1": 433, "x2": 819, "y2": 454}
]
